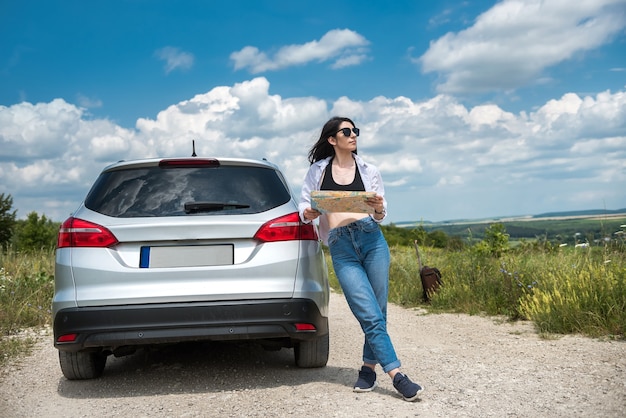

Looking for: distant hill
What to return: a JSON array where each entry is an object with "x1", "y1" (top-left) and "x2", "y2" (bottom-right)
[
  {"x1": 394, "y1": 208, "x2": 626, "y2": 242},
  {"x1": 396, "y1": 208, "x2": 626, "y2": 227},
  {"x1": 532, "y1": 208, "x2": 626, "y2": 218}
]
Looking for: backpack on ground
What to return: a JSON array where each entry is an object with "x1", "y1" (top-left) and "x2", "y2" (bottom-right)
[{"x1": 414, "y1": 240, "x2": 443, "y2": 302}]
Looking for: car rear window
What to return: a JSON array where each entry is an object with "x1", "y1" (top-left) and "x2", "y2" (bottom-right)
[{"x1": 84, "y1": 165, "x2": 292, "y2": 217}]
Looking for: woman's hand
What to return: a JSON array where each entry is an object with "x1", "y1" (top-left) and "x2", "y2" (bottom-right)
[
  {"x1": 365, "y1": 195, "x2": 385, "y2": 214},
  {"x1": 304, "y1": 207, "x2": 321, "y2": 221}
]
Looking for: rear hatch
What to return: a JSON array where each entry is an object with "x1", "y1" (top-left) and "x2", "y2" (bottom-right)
[{"x1": 58, "y1": 158, "x2": 309, "y2": 306}]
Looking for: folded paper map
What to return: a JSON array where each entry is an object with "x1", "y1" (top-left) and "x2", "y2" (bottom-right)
[{"x1": 311, "y1": 191, "x2": 376, "y2": 213}]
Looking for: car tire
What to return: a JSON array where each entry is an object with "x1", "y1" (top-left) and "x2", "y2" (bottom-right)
[
  {"x1": 294, "y1": 332, "x2": 329, "y2": 368},
  {"x1": 59, "y1": 350, "x2": 107, "y2": 380}
]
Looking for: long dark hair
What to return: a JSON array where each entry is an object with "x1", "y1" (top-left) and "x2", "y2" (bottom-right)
[{"x1": 308, "y1": 116, "x2": 358, "y2": 164}]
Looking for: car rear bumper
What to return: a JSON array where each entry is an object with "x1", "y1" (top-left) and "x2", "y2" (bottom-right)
[{"x1": 54, "y1": 299, "x2": 328, "y2": 352}]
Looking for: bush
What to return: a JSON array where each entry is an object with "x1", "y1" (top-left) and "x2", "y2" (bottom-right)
[{"x1": 12, "y1": 212, "x2": 59, "y2": 252}]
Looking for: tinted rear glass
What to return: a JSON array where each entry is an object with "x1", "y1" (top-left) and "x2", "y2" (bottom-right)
[{"x1": 84, "y1": 165, "x2": 291, "y2": 217}]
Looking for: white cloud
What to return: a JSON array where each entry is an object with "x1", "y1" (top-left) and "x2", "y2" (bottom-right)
[
  {"x1": 90, "y1": 134, "x2": 130, "y2": 159},
  {"x1": 428, "y1": 7, "x2": 454, "y2": 28},
  {"x1": 436, "y1": 175, "x2": 464, "y2": 187},
  {"x1": 0, "y1": 99, "x2": 83, "y2": 160},
  {"x1": 330, "y1": 53, "x2": 369, "y2": 69},
  {"x1": 76, "y1": 93, "x2": 103, "y2": 109},
  {"x1": 230, "y1": 29, "x2": 370, "y2": 73},
  {"x1": 1, "y1": 78, "x2": 625, "y2": 222},
  {"x1": 418, "y1": 0, "x2": 626, "y2": 93},
  {"x1": 154, "y1": 46, "x2": 195, "y2": 74}
]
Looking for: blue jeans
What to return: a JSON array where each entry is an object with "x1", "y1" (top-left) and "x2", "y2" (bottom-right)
[{"x1": 328, "y1": 217, "x2": 401, "y2": 373}]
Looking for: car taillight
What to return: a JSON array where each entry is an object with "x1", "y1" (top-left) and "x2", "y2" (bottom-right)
[
  {"x1": 57, "y1": 217, "x2": 119, "y2": 248},
  {"x1": 254, "y1": 212, "x2": 319, "y2": 242}
]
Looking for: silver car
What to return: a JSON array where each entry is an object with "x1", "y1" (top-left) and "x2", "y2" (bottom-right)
[{"x1": 53, "y1": 157, "x2": 330, "y2": 380}]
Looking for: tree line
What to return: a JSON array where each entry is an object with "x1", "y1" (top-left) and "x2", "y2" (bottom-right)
[
  {"x1": 0, "y1": 193, "x2": 59, "y2": 252},
  {"x1": 3, "y1": 191, "x2": 620, "y2": 253}
]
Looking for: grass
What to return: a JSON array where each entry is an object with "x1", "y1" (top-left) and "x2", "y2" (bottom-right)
[
  {"x1": 1, "y1": 241, "x2": 624, "y2": 367},
  {"x1": 327, "y1": 243, "x2": 625, "y2": 339},
  {"x1": 0, "y1": 248, "x2": 55, "y2": 366}
]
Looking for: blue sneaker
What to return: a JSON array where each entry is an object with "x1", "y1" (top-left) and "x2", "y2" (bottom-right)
[
  {"x1": 353, "y1": 366, "x2": 377, "y2": 392},
  {"x1": 392, "y1": 372, "x2": 423, "y2": 401}
]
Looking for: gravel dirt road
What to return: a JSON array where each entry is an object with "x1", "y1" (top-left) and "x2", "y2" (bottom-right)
[{"x1": 1, "y1": 291, "x2": 624, "y2": 417}]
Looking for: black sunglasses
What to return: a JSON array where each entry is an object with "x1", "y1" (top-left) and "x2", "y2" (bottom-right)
[{"x1": 335, "y1": 127, "x2": 360, "y2": 137}]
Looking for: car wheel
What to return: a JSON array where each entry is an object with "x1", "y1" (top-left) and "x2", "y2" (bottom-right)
[
  {"x1": 59, "y1": 350, "x2": 107, "y2": 380},
  {"x1": 294, "y1": 332, "x2": 329, "y2": 368}
]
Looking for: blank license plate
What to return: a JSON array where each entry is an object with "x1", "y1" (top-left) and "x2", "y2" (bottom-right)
[{"x1": 140, "y1": 245, "x2": 234, "y2": 268}]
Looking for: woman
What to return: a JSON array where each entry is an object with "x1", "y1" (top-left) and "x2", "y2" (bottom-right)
[{"x1": 299, "y1": 116, "x2": 423, "y2": 402}]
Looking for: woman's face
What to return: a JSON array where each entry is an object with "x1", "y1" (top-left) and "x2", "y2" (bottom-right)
[{"x1": 329, "y1": 121, "x2": 358, "y2": 152}]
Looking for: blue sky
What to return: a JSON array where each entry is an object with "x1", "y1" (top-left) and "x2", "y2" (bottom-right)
[{"x1": 1, "y1": 0, "x2": 625, "y2": 224}]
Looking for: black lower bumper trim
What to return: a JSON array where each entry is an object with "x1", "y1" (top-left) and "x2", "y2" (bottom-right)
[{"x1": 54, "y1": 299, "x2": 328, "y2": 352}]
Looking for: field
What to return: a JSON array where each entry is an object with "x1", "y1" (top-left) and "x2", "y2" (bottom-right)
[{"x1": 1, "y1": 214, "x2": 625, "y2": 367}]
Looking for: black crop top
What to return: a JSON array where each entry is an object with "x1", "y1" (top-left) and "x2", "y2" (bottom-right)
[{"x1": 320, "y1": 160, "x2": 366, "y2": 191}]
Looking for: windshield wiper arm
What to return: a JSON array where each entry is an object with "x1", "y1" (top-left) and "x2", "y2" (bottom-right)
[{"x1": 184, "y1": 202, "x2": 250, "y2": 214}]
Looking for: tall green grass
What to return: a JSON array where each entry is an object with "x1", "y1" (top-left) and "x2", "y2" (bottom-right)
[
  {"x1": 0, "y1": 248, "x2": 54, "y2": 365},
  {"x1": 519, "y1": 255, "x2": 625, "y2": 337},
  {"x1": 327, "y1": 244, "x2": 625, "y2": 338}
]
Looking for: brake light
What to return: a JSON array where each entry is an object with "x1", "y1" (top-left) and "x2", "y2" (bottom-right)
[
  {"x1": 158, "y1": 158, "x2": 220, "y2": 168},
  {"x1": 294, "y1": 323, "x2": 317, "y2": 332},
  {"x1": 57, "y1": 333, "x2": 78, "y2": 343},
  {"x1": 57, "y1": 217, "x2": 119, "y2": 248},
  {"x1": 254, "y1": 212, "x2": 318, "y2": 242}
]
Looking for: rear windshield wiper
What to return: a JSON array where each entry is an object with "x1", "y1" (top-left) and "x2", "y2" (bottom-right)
[{"x1": 184, "y1": 202, "x2": 250, "y2": 214}]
